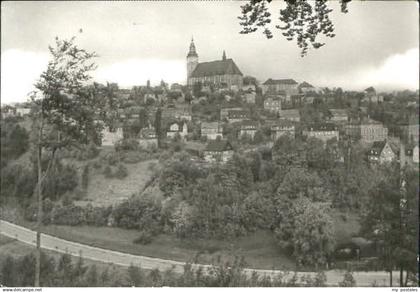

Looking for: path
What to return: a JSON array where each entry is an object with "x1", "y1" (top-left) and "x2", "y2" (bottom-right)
[{"x1": 0, "y1": 220, "x2": 401, "y2": 286}]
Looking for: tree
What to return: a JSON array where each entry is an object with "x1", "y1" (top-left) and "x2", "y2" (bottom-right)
[
  {"x1": 360, "y1": 164, "x2": 418, "y2": 286},
  {"x1": 238, "y1": 0, "x2": 350, "y2": 56},
  {"x1": 85, "y1": 265, "x2": 99, "y2": 287},
  {"x1": 275, "y1": 196, "x2": 335, "y2": 268},
  {"x1": 292, "y1": 198, "x2": 335, "y2": 267},
  {"x1": 30, "y1": 36, "x2": 98, "y2": 287},
  {"x1": 339, "y1": 270, "x2": 356, "y2": 287},
  {"x1": 127, "y1": 264, "x2": 146, "y2": 286}
]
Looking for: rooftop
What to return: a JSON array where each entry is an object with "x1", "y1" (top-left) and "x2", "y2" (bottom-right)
[
  {"x1": 205, "y1": 139, "x2": 233, "y2": 152},
  {"x1": 191, "y1": 59, "x2": 243, "y2": 78},
  {"x1": 263, "y1": 78, "x2": 298, "y2": 85}
]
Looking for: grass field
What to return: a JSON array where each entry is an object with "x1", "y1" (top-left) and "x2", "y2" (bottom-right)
[
  {"x1": 76, "y1": 158, "x2": 158, "y2": 207},
  {"x1": 20, "y1": 221, "x2": 296, "y2": 270},
  {"x1": 16, "y1": 210, "x2": 360, "y2": 271}
]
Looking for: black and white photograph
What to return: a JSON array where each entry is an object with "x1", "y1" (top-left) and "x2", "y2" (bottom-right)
[{"x1": 0, "y1": 0, "x2": 419, "y2": 289}]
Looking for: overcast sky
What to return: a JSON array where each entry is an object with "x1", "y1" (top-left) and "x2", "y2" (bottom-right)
[{"x1": 1, "y1": 1, "x2": 419, "y2": 104}]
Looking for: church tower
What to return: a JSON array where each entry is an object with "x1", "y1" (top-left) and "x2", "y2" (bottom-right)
[{"x1": 187, "y1": 37, "x2": 198, "y2": 85}]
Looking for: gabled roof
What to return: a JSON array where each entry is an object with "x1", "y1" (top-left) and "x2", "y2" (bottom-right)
[
  {"x1": 201, "y1": 121, "x2": 221, "y2": 129},
  {"x1": 240, "y1": 120, "x2": 259, "y2": 129},
  {"x1": 205, "y1": 139, "x2": 233, "y2": 152},
  {"x1": 298, "y1": 81, "x2": 314, "y2": 88},
  {"x1": 263, "y1": 79, "x2": 298, "y2": 85},
  {"x1": 191, "y1": 59, "x2": 243, "y2": 78},
  {"x1": 369, "y1": 141, "x2": 388, "y2": 156},
  {"x1": 280, "y1": 109, "x2": 300, "y2": 117},
  {"x1": 329, "y1": 109, "x2": 348, "y2": 116},
  {"x1": 306, "y1": 123, "x2": 338, "y2": 131}
]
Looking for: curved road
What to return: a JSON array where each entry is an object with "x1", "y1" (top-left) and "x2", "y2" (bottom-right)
[{"x1": 0, "y1": 220, "x2": 401, "y2": 286}]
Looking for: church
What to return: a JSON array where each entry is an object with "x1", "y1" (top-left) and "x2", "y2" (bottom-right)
[{"x1": 186, "y1": 38, "x2": 243, "y2": 90}]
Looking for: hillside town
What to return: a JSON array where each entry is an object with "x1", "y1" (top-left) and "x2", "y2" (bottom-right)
[
  {"x1": 3, "y1": 39, "x2": 418, "y2": 166},
  {"x1": 1, "y1": 1, "x2": 419, "y2": 289}
]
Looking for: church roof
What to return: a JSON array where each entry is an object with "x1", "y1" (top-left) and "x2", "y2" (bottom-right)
[
  {"x1": 263, "y1": 78, "x2": 298, "y2": 85},
  {"x1": 190, "y1": 59, "x2": 243, "y2": 78}
]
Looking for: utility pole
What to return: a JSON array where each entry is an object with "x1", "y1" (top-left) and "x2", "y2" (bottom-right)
[
  {"x1": 35, "y1": 99, "x2": 44, "y2": 287},
  {"x1": 398, "y1": 142, "x2": 407, "y2": 287}
]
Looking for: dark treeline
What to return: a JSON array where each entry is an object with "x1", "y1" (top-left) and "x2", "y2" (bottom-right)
[{"x1": 0, "y1": 252, "x2": 357, "y2": 287}]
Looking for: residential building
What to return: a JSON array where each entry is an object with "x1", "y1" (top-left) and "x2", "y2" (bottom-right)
[
  {"x1": 360, "y1": 118, "x2": 388, "y2": 143},
  {"x1": 138, "y1": 127, "x2": 158, "y2": 148},
  {"x1": 298, "y1": 81, "x2": 315, "y2": 93},
  {"x1": 16, "y1": 108, "x2": 31, "y2": 116},
  {"x1": 264, "y1": 97, "x2": 281, "y2": 113},
  {"x1": 203, "y1": 139, "x2": 234, "y2": 163},
  {"x1": 201, "y1": 122, "x2": 223, "y2": 140},
  {"x1": 187, "y1": 39, "x2": 243, "y2": 89},
  {"x1": 239, "y1": 120, "x2": 259, "y2": 140},
  {"x1": 244, "y1": 90, "x2": 256, "y2": 104},
  {"x1": 271, "y1": 121, "x2": 295, "y2": 140},
  {"x1": 101, "y1": 126, "x2": 123, "y2": 147},
  {"x1": 414, "y1": 145, "x2": 419, "y2": 163},
  {"x1": 329, "y1": 109, "x2": 348, "y2": 123},
  {"x1": 166, "y1": 122, "x2": 188, "y2": 140},
  {"x1": 303, "y1": 123, "x2": 339, "y2": 144},
  {"x1": 367, "y1": 141, "x2": 396, "y2": 164},
  {"x1": 227, "y1": 110, "x2": 250, "y2": 123},
  {"x1": 261, "y1": 79, "x2": 299, "y2": 96},
  {"x1": 279, "y1": 109, "x2": 300, "y2": 122},
  {"x1": 220, "y1": 107, "x2": 242, "y2": 120}
]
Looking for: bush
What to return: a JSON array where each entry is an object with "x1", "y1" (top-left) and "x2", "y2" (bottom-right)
[
  {"x1": 85, "y1": 205, "x2": 112, "y2": 226},
  {"x1": 92, "y1": 160, "x2": 102, "y2": 169},
  {"x1": 103, "y1": 166, "x2": 113, "y2": 178},
  {"x1": 112, "y1": 195, "x2": 163, "y2": 233},
  {"x1": 133, "y1": 230, "x2": 153, "y2": 245},
  {"x1": 115, "y1": 139, "x2": 139, "y2": 152},
  {"x1": 115, "y1": 164, "x2": 128, "y2": 179},
  {"x1": 51, "y1": 204, "x2": 85, "y2": 226},
  {"x1": 82, "y1": 165, "x2": 89, "y2": 189},
  {"x1": 121, "y1": 152, "x2": 142, "y2": 164}
]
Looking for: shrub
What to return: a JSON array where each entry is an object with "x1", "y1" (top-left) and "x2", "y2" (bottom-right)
[
  {"x1": 115, "y1": 164, "x2": 128, "y2": 179},
  {"x1": 82, "y1": 165, "x2": 89, "y2": 189},
  {"x1": 51, "y1": 204, "x2": 85, "y2": 226},
  {"x1": 85, "y1": 205, "x2": 112, "y2": 226},
  {"x1": 133, "y1": 230, "x2": 153, "y2": 245},
  {"x1": 115, "y1": 139, "x2": 139, "y2": 152},
  {"x1": 112, "y1": 195, "x2": 163, "y2": 232},
  {"x1": 121, "y1": 152, "x2": 142, "y2": 164},
  {"x1": 103, "y1": 166, "x2": 113, "y2": 178},
  {"x1": 92, "y1": 160, "x2": 102, "y2": 169}
]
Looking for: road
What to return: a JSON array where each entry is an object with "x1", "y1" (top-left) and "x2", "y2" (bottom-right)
[{"x1": 0, "y1": 220, "x2": 402, "y2": 286}]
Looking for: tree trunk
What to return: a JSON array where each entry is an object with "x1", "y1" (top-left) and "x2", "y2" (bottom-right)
[
  {"x1": 400, "y1": 266, "x2": 404, "y2": 286},
  {"x1": 389, "y1": 269, "x2": 392, "y2": 287},
  {"x1": 34, "y1": 137, "x2": 43, "y2": 286}
]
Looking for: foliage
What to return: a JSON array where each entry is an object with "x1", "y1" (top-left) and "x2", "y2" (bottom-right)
[
  {"x1": 112, "y1": 195, "x2": 163, "y2": 234},
  {"x1": 133, "y1": 230, "x2": 153, "y2": 245},
  {"x1": 81, "y1": 164, "x2": 89, "y2": 189},
  {"x1": 42, "y1": 161, "x2": 79, "y2": 200},
  {"x1": 360, "y1": 164, "x2": 418, "y2": 286},
  {"x1": 339, "y1": 270, "x2": 356, "y2": 287},
  {"x1": 275, "y1": 196, "x2": 335, "y2": 267},
  {"x1": 238, "y1": 0, "x2": 350, "y2": 56},
  {"x1": 114, "y1": 163, "x2": 128, "y2": 179},
  {"x1": 0, "y1": 120, "x2": 29, "y2": 168}
]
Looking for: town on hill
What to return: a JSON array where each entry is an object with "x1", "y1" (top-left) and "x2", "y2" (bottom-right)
[{"x1": 1, "y1": 1, "x2": 419, "y2": 288}]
